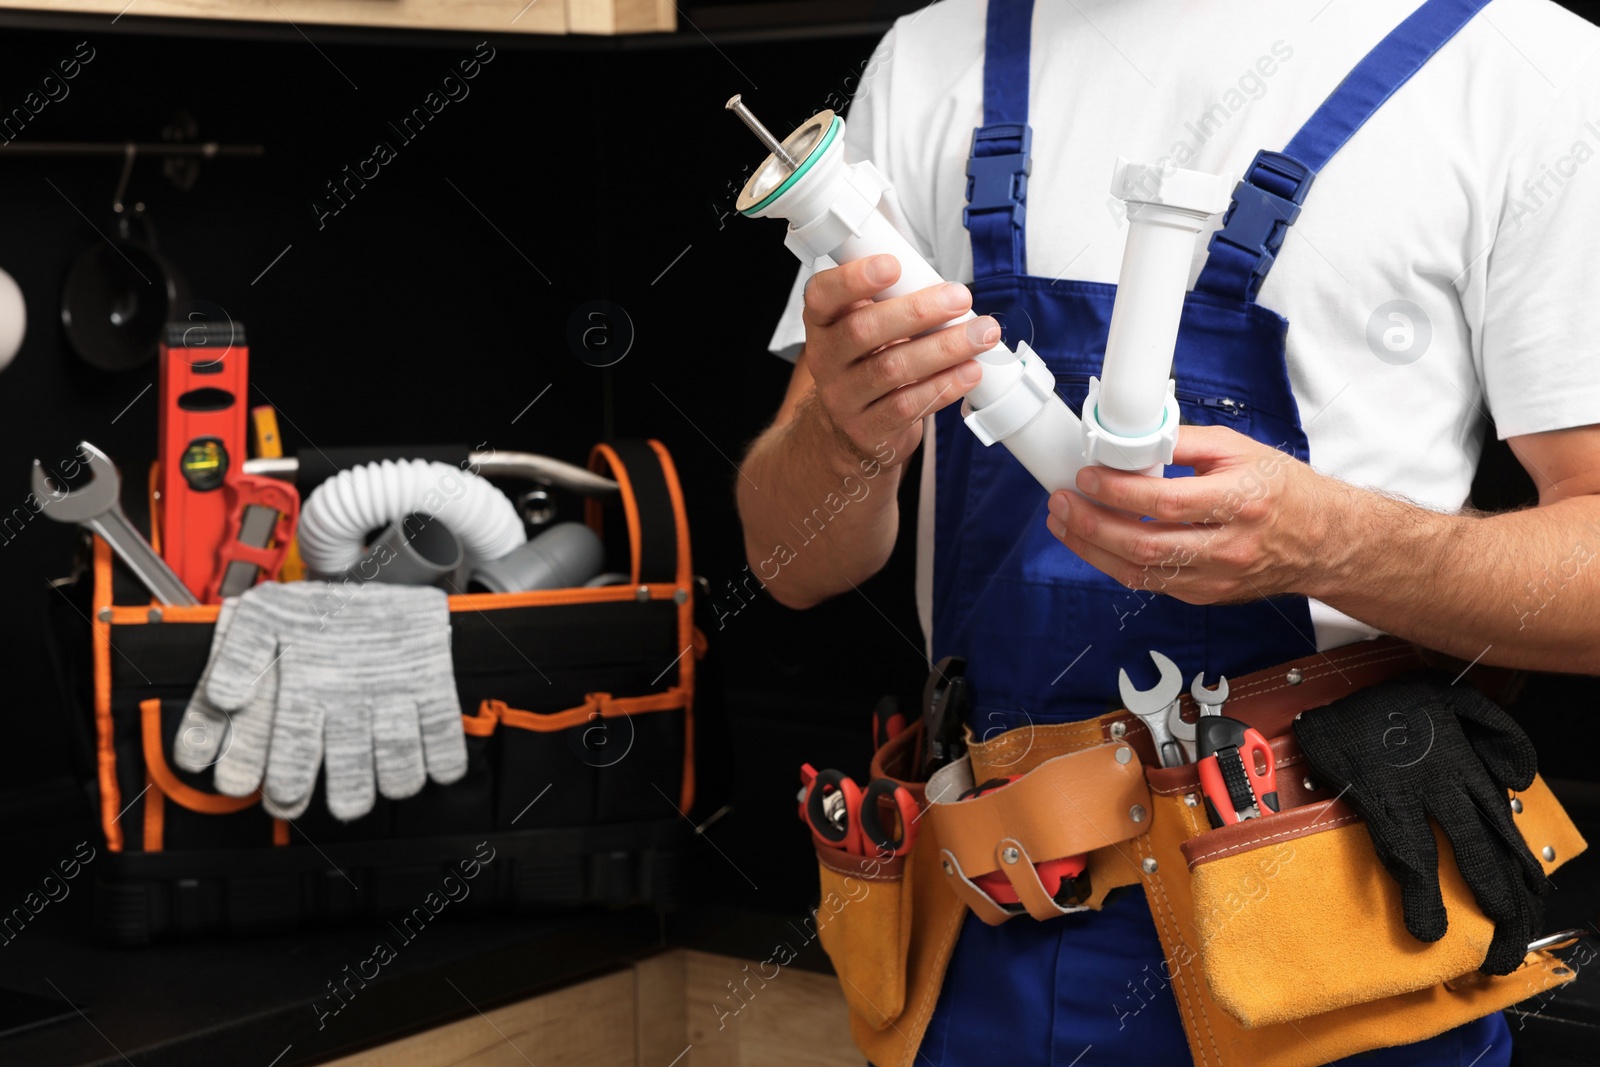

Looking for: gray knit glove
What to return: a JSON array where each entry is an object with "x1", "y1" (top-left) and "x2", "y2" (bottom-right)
[
  {"x1": 174, "y1": 599, "x2": 280, "y2": 801},
  {"x1": 196, "y1": 580, "x2": 466, "y2": 821}
]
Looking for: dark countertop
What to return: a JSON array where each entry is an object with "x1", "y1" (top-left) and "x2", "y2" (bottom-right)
[
  {"x1": 0, "y1": 780, "x2": 831, "y2": 1067},
  {"x1": 1, "y1": 905, "x2": 662, "y2": 1067},
  {"x1": 0, "y1": 781, "x2": 1594, "y2": 1067}
]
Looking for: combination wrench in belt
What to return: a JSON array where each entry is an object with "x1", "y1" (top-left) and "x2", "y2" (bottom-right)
[
  {"x1": 1169, "y1": 672, "x2": 1229, "y2": 763},
  {"x1": 1117, "y1": 650, "x2": 1189, "y2": 769}
]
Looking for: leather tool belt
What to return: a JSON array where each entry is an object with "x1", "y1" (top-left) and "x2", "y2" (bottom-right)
[{"x1": 816, "y1": 638, "x2": 1589, "y2": 1067}]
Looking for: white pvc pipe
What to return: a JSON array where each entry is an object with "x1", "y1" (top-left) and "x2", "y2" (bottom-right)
[
  {"x1": 1099, "y1": 208, "x2": 1203, "y2": 437},
  {"x1": 1083, "y1": 160, "x2": 1234, "y2": 468},
  {"x1": 828, "y1": 211, "x2": 1023, "y2": 405},
  {"x1": 739, "y1": 120, "x2": 1230, "y2": 485},
  {"x1": 748, "y1": 120, "x2": 1069, "y2": 489},
  {"x1": 1000, "y1": 392, "x2": 1091, "y2": 495}
]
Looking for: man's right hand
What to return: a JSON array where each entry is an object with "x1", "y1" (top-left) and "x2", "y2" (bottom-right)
[{"x1": 801, "y1": 253, "x2": 1001, "y2": 464}]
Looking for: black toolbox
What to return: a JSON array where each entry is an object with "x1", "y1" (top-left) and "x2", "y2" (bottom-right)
[{"x1": 48, "y1": 439, "x2": 702, "y2": 945}]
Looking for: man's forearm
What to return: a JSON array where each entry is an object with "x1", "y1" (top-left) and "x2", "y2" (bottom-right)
[
  {"x1": 737, "y1": 394, "x2": 906, "y2": 609},
  {"x1": 1311, "y1": 490, "x2": 1600, "y2": 672}
]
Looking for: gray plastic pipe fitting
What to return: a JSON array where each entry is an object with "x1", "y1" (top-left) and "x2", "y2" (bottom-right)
[{"x1": 467, "y1": 522, "x2": 604, "y2": 594}]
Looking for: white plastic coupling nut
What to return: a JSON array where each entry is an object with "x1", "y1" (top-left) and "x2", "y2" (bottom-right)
[
  {"x1": 1110, "y1": 158, "x2": 1234, "y2": 219},
  {"x1": 1081, "y1": 377, "x2": 1180, "y2": 471},
  {"x1": 782, "y1": 158, "x2": 882, "y2": 263},
  {"x1": 961, "y1": 341, "x2": 1058, "y2": 447}
]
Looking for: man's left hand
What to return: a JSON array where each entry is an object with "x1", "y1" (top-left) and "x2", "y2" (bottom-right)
[{"x1": 1044, "y1": 424, "x2": 1356, "y2": 604}]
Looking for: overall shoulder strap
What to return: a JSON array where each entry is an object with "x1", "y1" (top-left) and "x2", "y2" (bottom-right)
[
  {"x1": 964, "y1": 0, "x2": 1036, "y2": 280},
  {"x1": 1195, "y1": 0, "x2": 1494, "y2": 302}
]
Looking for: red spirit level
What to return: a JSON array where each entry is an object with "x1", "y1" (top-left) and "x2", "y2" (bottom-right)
[{"x1": 157, "y1": 321, "x2": 250, "y2": 600}]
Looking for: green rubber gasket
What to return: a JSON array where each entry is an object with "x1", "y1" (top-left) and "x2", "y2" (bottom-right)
[
  {"x1": 1091, "y1": 402, "x2": 1170, "y2": 439},
  {"x1": 740, "y1": 115, "x2": 842, "y2": 216}
]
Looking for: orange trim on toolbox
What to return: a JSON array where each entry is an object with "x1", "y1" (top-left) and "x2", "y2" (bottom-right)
[
  {"x1": 143, "y1": 774, "x2": 164, "y2": 852},
  {"x1": 647, "y1": 439, "x2": 697, "y2": 812},
  {"x1": 103, "y1": 583, "x2": 677, "y2": 626},
  {"x1": 589, "y1": 443, "x2": 643, "y2": 585},
  {"x1": 147, "y1": 461, "x2": 162, "y2": 557},
  {"x1": 486, "y1": 687, "x2": 688, "y2": 733},
  {"x1": 446, "y1": 582, "x2": 673, "y2": 613},
  {"x1": 649, "y1": 439, "x2": 693, "y2": 588},
  {"x1": 461, "y1": 701, "x2": 499, "y2": 737},
  {"x1": 139, "y1": 698, "x2": 262, "y2": 815},
  {"x1": 93, "y1": 539, "x2": 123, "y2": 852},
  {"x1": 104, "y1": 600, "x2": 220, "y2": 625},
  {"x1": 273, "y1": 819, "x2": 290, "y2": 846}
]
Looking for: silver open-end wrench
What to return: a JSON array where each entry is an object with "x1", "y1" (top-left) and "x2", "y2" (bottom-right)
[
  {"x1": 1171, "y1": 672, "x2": 1229, "y2": 761},
  {"x1": 33, "y1": 441, "x2": 199, "y2": 606},
  {"x1": 1191, "y1": 673, "x2": 1228, "y2": 717},
  {"x1": 1117, "y1": 650, "x2": 1187, "y2": 768}
]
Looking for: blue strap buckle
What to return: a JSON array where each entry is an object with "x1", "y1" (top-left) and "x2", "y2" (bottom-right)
[
  {"x1": 1213, "y1": 150, "x2": 1316, "y2": 296},
  {"x1": 963, "y1": 123, "x2": 1033, "y2": 232}
]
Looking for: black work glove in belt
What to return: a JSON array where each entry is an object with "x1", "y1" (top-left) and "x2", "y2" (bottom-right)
[{"x1": 1293, "y1": 669, "x2": 1550, "y2": 975}]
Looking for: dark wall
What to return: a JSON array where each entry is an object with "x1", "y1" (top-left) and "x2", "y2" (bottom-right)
[
  {"x1": 3, "y1": 12, "x2": 1594, "y2": 918},
  {"x1": 0, "y1": 20, "x2": 923, "y2": 909}
]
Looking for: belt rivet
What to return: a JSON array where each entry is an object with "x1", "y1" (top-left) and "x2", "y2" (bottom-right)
[
  {"x1": 1115, "y1": 746, "x2": 1132, "y2": 765},
  {"x1": 1141, "y1": 857, "x2": 1159, "y2": 874},
  {"x1": 1002, "y1": 846, "x2": 1020, "y2": 865},
  {"x1": 1542, "y1": 845, "x2": 1556, "y2": 862},
  {"x1": 673, "y1": 588, "x2": 688, "y2": 605},
  {"x1": 1511, "y1": 798, "x2": 1523, "y2": 814},
  {"x1": 97, "y1": 608, "x2": 113, "y2": 623},
  {"x1": 1110, "y1": 721, "x2": 1128, "y2": 740},
  {"x1": 1129, "y1": 804, "x2": 1147, "y2": 824},
  {"x1": 1303, "y1": 777, "x2": 1318, "y2": 792},
  {"x1": 942, "y1": 860, "x2": 954, "y2": 876},
  {"x1": 147, "y1": 608, "x2": 163, "y2": 624},
  {"x1": 636, "y1": 585, "x2": 651, "y2": 602},
  {"x1": 1286, "y1": 668, "x2": 1304, "y2": 685},
  {"x1": 1183, "y1": 793, "x2": 1198, "y2": 808}
]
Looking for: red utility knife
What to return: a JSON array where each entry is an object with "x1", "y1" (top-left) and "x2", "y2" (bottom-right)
[{"x1": 1196, "y1": 717, "x2": 1280, "y2": 827}]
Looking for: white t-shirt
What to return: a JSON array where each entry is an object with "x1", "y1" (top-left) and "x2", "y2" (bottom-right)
[{"x1": 764, "y1": 0, "x2": 1600, "y2": 652}]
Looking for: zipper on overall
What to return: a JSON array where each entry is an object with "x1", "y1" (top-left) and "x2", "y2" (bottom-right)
[{"x1": 1052, "y1": 373, "x2": 1249, "y2": 420}]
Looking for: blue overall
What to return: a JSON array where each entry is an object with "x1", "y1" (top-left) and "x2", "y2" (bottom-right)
[{"x1": 922, "y1": 0, "x2": 1510, "y2": 1063}]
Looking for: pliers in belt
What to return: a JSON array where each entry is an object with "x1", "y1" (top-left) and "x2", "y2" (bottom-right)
[{"x1": 799, "y1": 764, "x2": 920, "y2": 858}]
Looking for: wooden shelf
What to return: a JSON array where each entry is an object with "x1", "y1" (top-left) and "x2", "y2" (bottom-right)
[{"x1": 0, "y1": 0, "x2": 674, "y2": 36}]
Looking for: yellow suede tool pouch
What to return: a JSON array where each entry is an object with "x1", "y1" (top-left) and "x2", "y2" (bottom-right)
[
  {"x1": 812, "y1": 835, "x2": 915, "y2": 1029},
  {"x1": 806, "y1": 720, "x2": 944, "y2": 1040},
  {"x1": 815, "y1": 718, "x2": 1156, "y2": 1067},
  {"x1": 1131, "y1": 735, "x2": 1586, "y2": 1067},
  {"x1": 1176, "y1": 772, "x2": 1586, "y2": 1029}
]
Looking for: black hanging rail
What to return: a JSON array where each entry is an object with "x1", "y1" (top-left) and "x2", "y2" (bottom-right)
[{"x1": 0, "y1": 141, "x2": 264, "y2": 157}]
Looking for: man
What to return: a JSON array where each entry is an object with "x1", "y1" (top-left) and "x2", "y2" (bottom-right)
[{"x1": 737, "y1": 0, "x2": 1600, "y2": 1062}]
